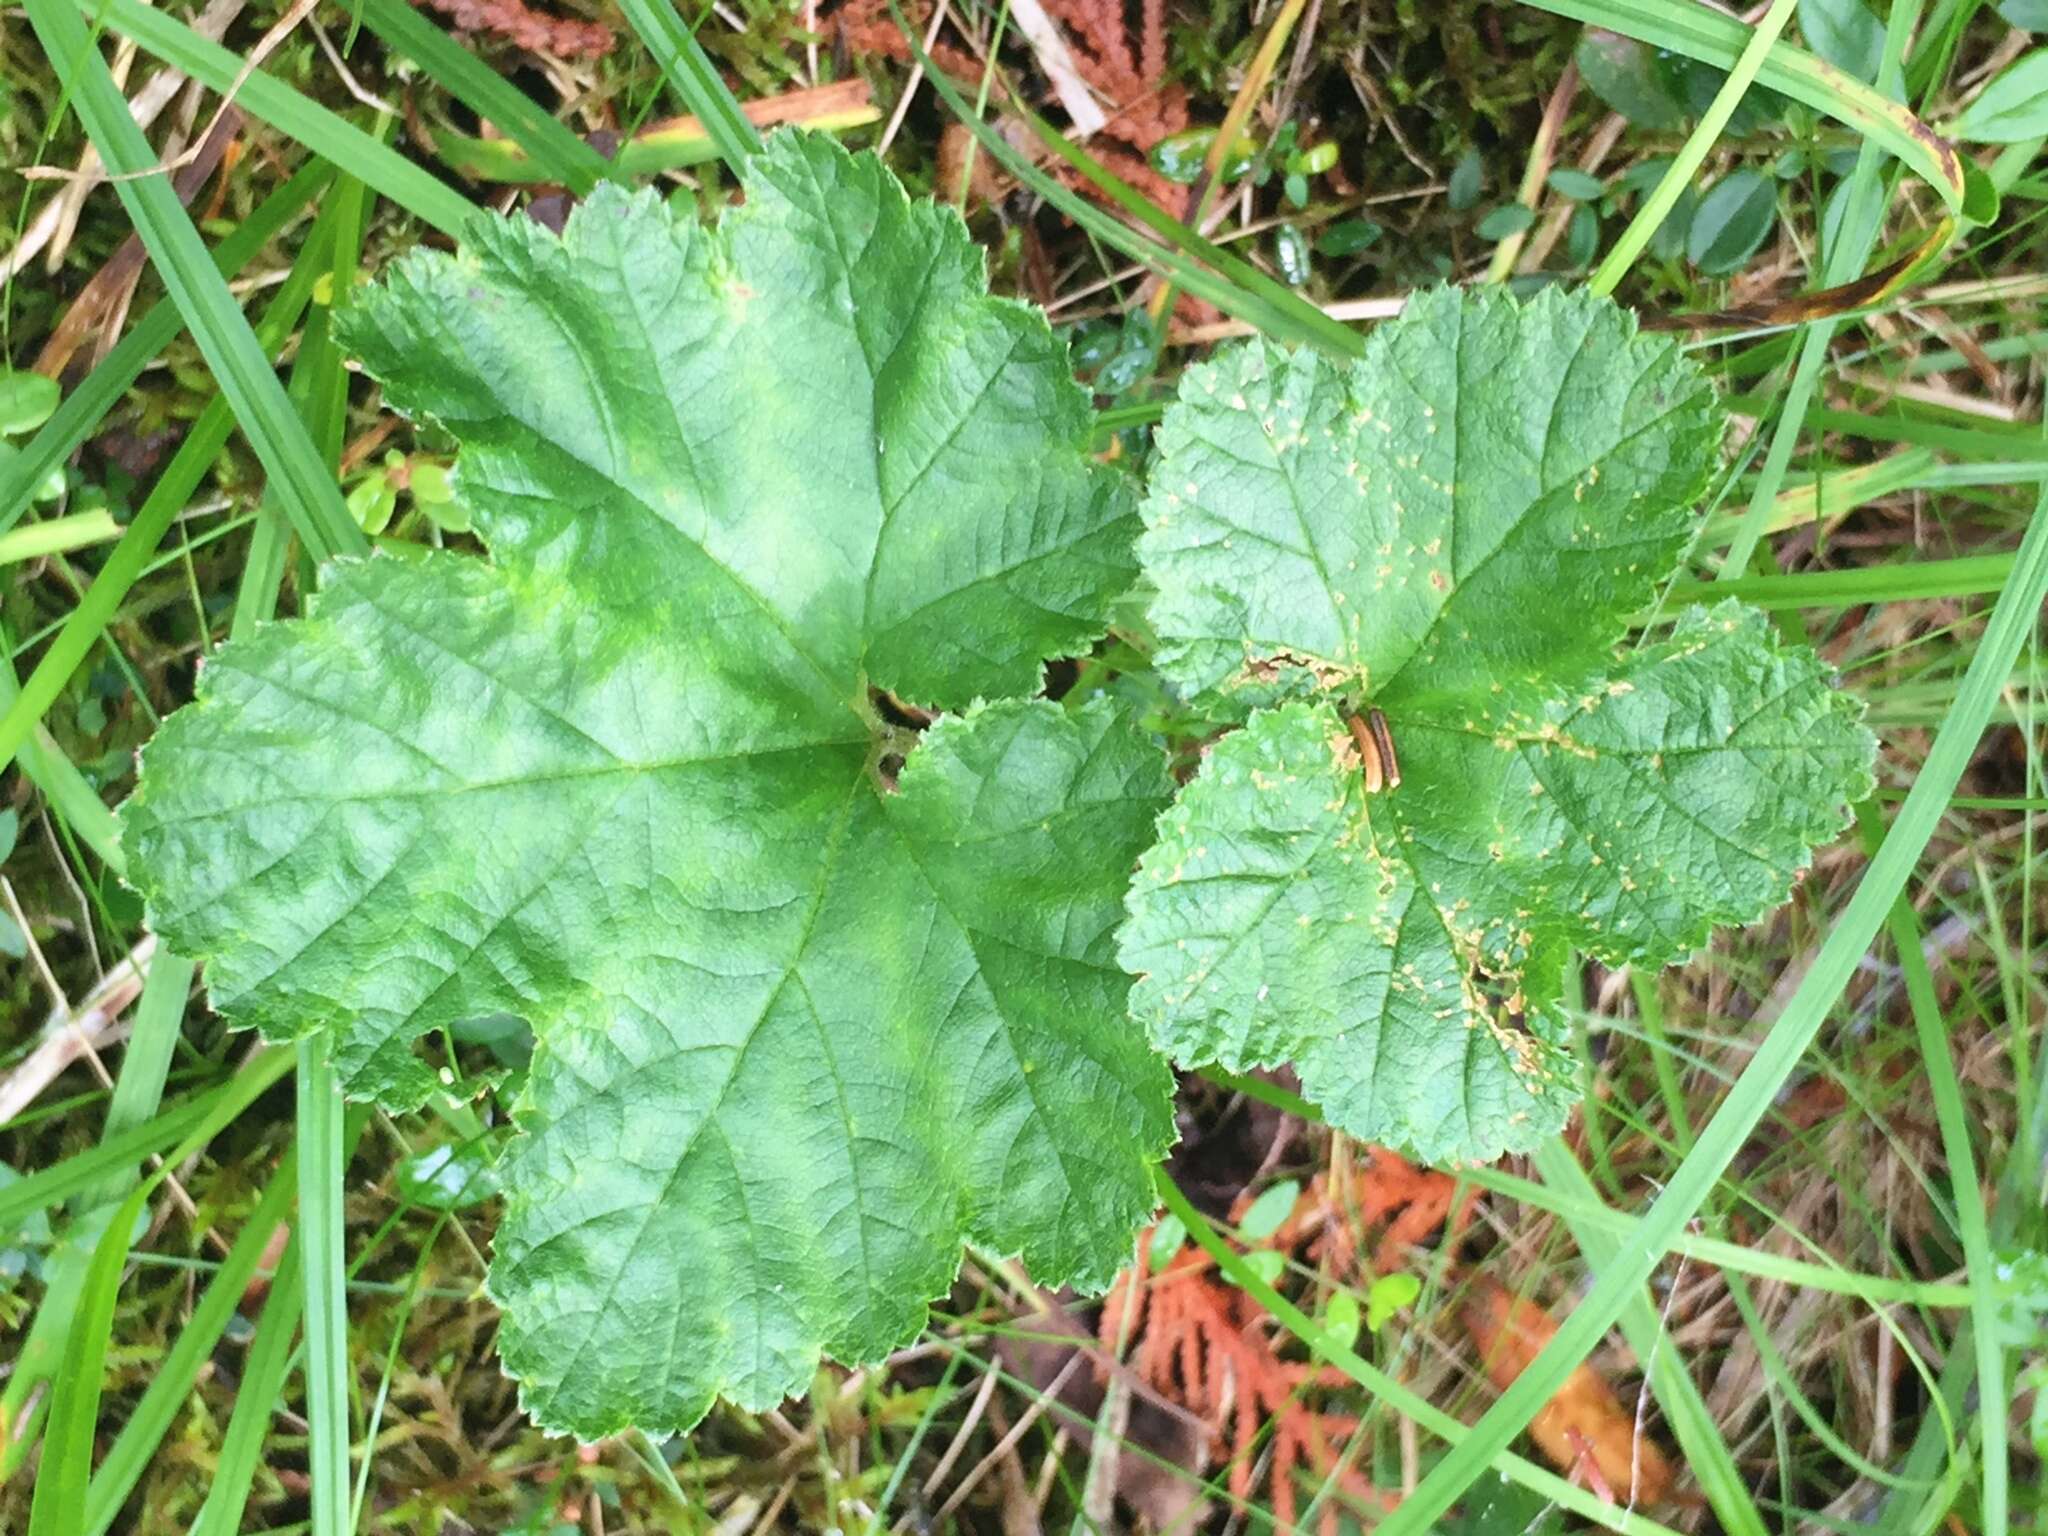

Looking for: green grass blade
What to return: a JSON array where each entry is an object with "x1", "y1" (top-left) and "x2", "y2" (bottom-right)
[
  {"x1": 1666, "y1": 554, "x2": 2014, "y2": 609},
  {"x1": 0, "y1": 245, "x2": 326, "y2": 769},
  {"x1": 298, "y1": 1036, "x2": 352, "y2": 1536},
  {"x1": 0, "y1": 951, "x2": 199, "y2": 1483},
  {"x1": 26, "y1": 1199, "x2": 136, "y2": 1534},
  {"x1": 1863, "y1": 800, "x2": 2009, "y2": 1529},
  {"x1": 90, "y1": 951, "x2": 195, "y2": 1196},
  {"x1": 910, "y1": 25, "x2": 1369, "y2": 359},
  {"x1": 189, "y1": 1235, "x2": 306, "y2": 1536},
  {"x1": 25, "y1": 1048, "x2": 300, "y2": 1535},
  {"x1": 1719, "y1": 2, "x2": 1921, "y2": 579},
  {"x1": 1588, "y1": 0, "x2": 1798, "y2": 297},
  {"x1": 612, "y1": 0, "x2": 761, "y2": 171},
  {"x1": 30, "y1": 0, "x2": 368, "y2": 565},
  {"x1": 0, "y1": 1054, "x2": 293, "y2": 1230},
  {"x1": 1019, "y1": 107, "x2": 1370, "y2": 358},
  {"x1": 0, "y1": 1099, "x2": 205, "y2": 1227},
  {"x1": 0, "y1": 635, "x2": 123, "y2": 871},
  {"x1": 0, "y1": 510, "x2": 121, "y2": 565},
  {"x1": 1205, "y1": 1067, "x2": 1980, "y2": 1304},
  {"x1": 346, "y1": 0, "x2": 609, "y2": 192},
  {"x1": 1792, "y1": 407, "x2": 2048, "y2": 461},
  {"x1": 80, "y1": 1150, "x2": 298, "y2": 1536},
  {"x1": 1374, "y1": 462, "x2": 2048, "y2": 1536},
  {"x1": 1530, "y1": 1140, "x2": 1769, "y2": 1536},
  {"x1": 1467, "y1": 1164, "x2": 1974, "y2": 1305},
  {"x1": 1523, "y1": 0, "x2": 1967, "y2": 220},
  {"x1": 0, "y1": 160, "x2": 332, "y2": 534},
  {"x1": 75, "y1": 0, "x2": 477, "y2": 235}
]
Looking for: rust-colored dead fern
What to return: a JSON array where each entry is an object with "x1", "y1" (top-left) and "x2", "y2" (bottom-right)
[
  {"x1": 1036, "y1": 0, "x2": 1189, "y2": 214},
  {"x1": 1096, "y1": 1152, "x2": 1471, "y2": 1534},
  {"x1": 412, "y1": 0, "x2": 614, "y2": 59},
  {"x1": 828, "y1": 0, "x2": 1189, "y2": 214},
  {"x1": 1100, "y1": 1245, "x2": 1380, "y2": 1536}
]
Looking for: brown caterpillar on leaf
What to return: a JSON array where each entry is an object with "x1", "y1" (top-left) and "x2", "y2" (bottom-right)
[{"x1": 1345, "y1": 708, "x2": 1401, "y2": 794}]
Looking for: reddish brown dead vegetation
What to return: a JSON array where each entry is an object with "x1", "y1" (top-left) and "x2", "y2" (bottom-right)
[
  {"x1": 1458, "y1": 1275, "x2": 1677, "y2": 1506},
  {"x1": 830, "y1": 0, "x2": 1191, "y2": 213},
  {"x1": 1094, "y1": 1147, "x2": 1469, "y2": 1535},
  {"x1": 413, "y1": 0, "x2": 614, "y2": 59}
]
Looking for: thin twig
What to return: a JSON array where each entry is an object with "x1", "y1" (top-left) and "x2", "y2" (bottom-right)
[{"x1": 0, "y1": 932, "x2": 156, "y2": 1127}]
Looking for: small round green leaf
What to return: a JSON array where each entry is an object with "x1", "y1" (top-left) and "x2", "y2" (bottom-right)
[
  {"x1": 1317, "y1": 218, "x2": 1382, "y2": 257},
  {"x1": 396, "y1": 1140, "x2": 503, "y2": 1210},
  {"x1": 1241, "y1": 1250, "x2": 1286, "y2": 1286},
  {"x1": 1797, "y1": 0, "x2": 1884, "y2": 84},
  {"x1": 1687, "y1": 170, "x2": 1777, "y2": 274},
  {"x1": 1322, "y1": 1289, "x2": 1362, "y2": 1349},
  {"x1": 1147, "y1": 1213, "x2": 1188, "y2": 1270},
  {"x1": 1238, "y1": 1178, "x2": 1300, "y2": 1240},
  {"x1": 1545, "y1": 168, "x2": 1605, "y2": 202},
  {"x1": 0, "y1": 372, "x2": 59, "y2": 437},
  {"x1": 1565, "y1": 203, "x2": 1600, "y2": 267},
  {"x1": 1476, "y1": 204, "x2": 1535, "y2": 240},
  {"x1": 1448, "y1": 148, "x2": 1485, "y2": 211},
  {"x1": 1574, "y1": 30, "x2": 1688, "y2": 131},
  {"x1": 1294, "y1": 141, "x2": 1338, "y2": 176},
  {"x1": 1648, "y1": 182, "x2": 1698, "y2": 262},
  {"x1": 1365, "y1": 1271, "x2": 1420, "y2": 1332}
]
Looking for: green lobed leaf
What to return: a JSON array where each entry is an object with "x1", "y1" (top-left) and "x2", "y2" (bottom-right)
[
  {"x1": 120, "y1": 131, "x2": 1174, "y2": 1437},
  {"x1": 1120, "y1": 287, "x2": 1874, "y2": 1162}
]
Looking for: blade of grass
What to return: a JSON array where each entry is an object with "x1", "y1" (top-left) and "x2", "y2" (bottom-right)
[
  {"x1": 0, "y1": 948, "x2": 205, "y2": 1473},
  {"x1": 74, "y1": 0, "x2": 478, "y2": 236},
  {"x1": 1862, "y1": 800, "x2": 2010, "y2": 1528},
  {"x1": 905, "y1": 16, "x2": 1367, "y2": 360},
  {"x1": 345, "y1": 0, "x2": 610, "y2": 192},
  {"x1": 298, "y1": 1035, "x2": 351, "y2": 1536},
  {"x1": 236, "y1": 150, "x2": 376, "y2": 1536},
  {"x1": 0, "y1": 637, "x2": 122, "y2": 871},
  {"x1": 1775, "y1": 405, "x2": 2048, "y2": 462},
  {"x1": 1373, "y1": 455, "x2": 2048, "y2": 1536},
  {"x1": 0, "y1": 510, "x2": 121, "y2": 565},
  {"x1": 26, "y1": 1046, "x2": 297, "y2": 1535},
  {"x1": 1157, "y1": 1172, "x2": 1693, "y2": 1536},
  {"x1": 1530, "y1": 1139, "x2": 1769, "y2": 1536},
  {"x1": 1204, "y1": 1068, "x2": 1979, "y2": 1305},
  {"x1": 1149, "y1": 0, "x2": 1309, "y2": 319},
  {"x1": 80, "y1": 1149, "x2": 298, "y2": 1536},
  {"x1": 0, "y1": 1088, "x2": 241, "y2": 1227},
  {"x1": 29, "y1": 0, "x2": 368, "y2": 565},
  {"x1": 189, "y1": 1231, "x2": 306, "y2": 1536},
  {"x1": 1665, "y1": 553, "x2": 2014, "y2": 609},
  {"x1": 1022, "y1": 106, "x2": 1368, "y2": 356},
  {"x1": 1523, "y1": 0, "x2": 1967, "y2": 221},
  {"x1": 611, "y1": 0, "x2": 761, "y2": 171},
  {"x1": 1587, "y1": 0, "x2": 1798, "y2": 298},
  {"x1": 0, "y1": 159, "x2": 332, "y2": 534},
  {"x1": 0, "y1": 227, "x2": 329, "y2": 769},
  {"x1": 432, "y1": 92, "x2": 881, "y2": 182},
  {"x1": 91, "y1": 952, "x2": 194, "y2": 1191},
  {"x1": 1719, "y1": 2, "x2": 1920, "y2": 579}
]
